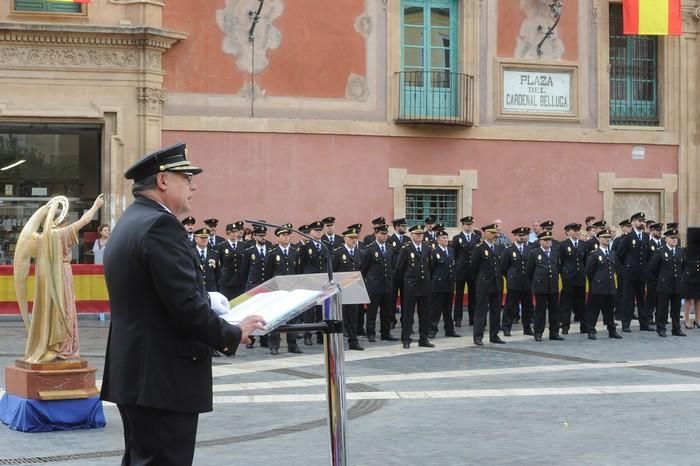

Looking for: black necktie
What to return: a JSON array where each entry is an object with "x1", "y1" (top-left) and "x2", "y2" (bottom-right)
[
  {"x1": 349, "y1": 248, "x2": 354, "y2": 258},
  {"x1": 200, "y1": 250, "x2": 205, "y2": 261},
  {"x1": 283, "y1": 248, "x2": 288, "y2": 257},
  {"x1": 519, "y1": 246, "x2": 523, "y2": 255},
  {"x1": 380, "y1": 245, "x2": 386, "y2": 256},
  {"x1": 417, "y1": 247, "x2": 421, "y2": 254},
  {"x1": 316, "y1": 242, "x2": 321, "y2": 252},
  {"x1": 259, "y1": 247, "x2": 265, "y2": 257}
]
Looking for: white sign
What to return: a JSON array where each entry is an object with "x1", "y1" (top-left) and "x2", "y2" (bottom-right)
[
  {"x1": 632, "y1": 146, "x2": 645, "y2": 160},
  {"x1": 503, "y1": 70, "x2": 572, "y2": 114}
]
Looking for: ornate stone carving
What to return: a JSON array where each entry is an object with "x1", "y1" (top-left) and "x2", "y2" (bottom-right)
[
  {"x1": 0, "y1": 31, "x2": 174, "y2": 50},
  {"x1": 591, "y1": 0, "x2": 599, "y2": 26},
  {"x1": 354, "y1": 15, "x2": 372, "y2": 38},
  {"x1": 137, "y1": 87, "x2": 165, "y2": 114},
  {"x1": 216, "y1": 0, "x2": 283, "y2": 74},
  {"x1": 345, "y1": 73, "x2": 368, "y2": 102},
  {"x1": 146, "y1": 51, "x2": 162, "y2": 69},
  {"x1": 0, "y1": 46, "x2": 138, "y2": 68}
]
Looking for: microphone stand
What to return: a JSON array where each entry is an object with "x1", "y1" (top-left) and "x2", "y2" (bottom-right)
[{"x1": 244, "y1": 219, "x2": 349, "y2": 466}]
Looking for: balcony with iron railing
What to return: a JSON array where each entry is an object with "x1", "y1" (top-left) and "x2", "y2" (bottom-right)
[{"x1": 394, "y1": 71, "x2": 474, "y2": 127}]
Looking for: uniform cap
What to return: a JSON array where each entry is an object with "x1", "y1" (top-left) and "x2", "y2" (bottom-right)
[
  {"x1": 564, "y1": 223, "x2": 582, "y2": 231},
  {"x1": 298, "y1": 224, "x2": 311, "y2": 234},
  {"x1": 664, "y1": 228, "x2": 679, "y2": 238},
  {"x1": 374, "y1": 224, "x2": 389, "y2": 233},
  {"x1": 460, "y1": 216, "x2": 474, "y2": 224},
  {"x1": 204, "y1": 218, "x2": 219, "y2": 228},
  {"x1": 666, "y1": 222, "x2": 679, "y2": 229},
  {"x1": 630, "y1": 212, "x2": 646, "y2": 221},
  {"x1": 275, "y1": 223, "x2": 293, "y2": 236},
  {"x1": 181, "y1": 216, "x2": 195, "y2": 225},
  {"x1": 540, "y1": 220, "x2": 554, "y2": 229},
  {"x1": 481, "y1": 223, "x2": 498, "y2": 233},
  {"x1": 342, "y1": 228, "x2": 360, "y2": 238},
  {"x1": 309, "y1": 220, "x2": 324, "y2": 231},
  {"x1": 194, "y1": 227, "x2": 210, "y2": 238},
  {"x1": 253, "y1": 225, "x2": 267, "y2": 235},
  {"x1": 124, "y1": 143, "x2": 202, "y2": 180},
  {"x1": 392, "y1": 218, "x2": 407, "y2": 226},
  {"x1": 538, "y1": 231, "x2": 553, "y2": 240},
  {"x1": 619, "y1": 219, "x2": 631, "y2": 227},
  {"x1": 321, "y1": 216, "x2": 336, "y2": 225},
  {"x1": 371, "y1": 216, "x2": 386, "y2": 225},
  {"x1": 592, "y1": 220, "x2": 607, "y2": 228},
  {"x1": 424, "y1": 216, "x2": 436, "y2": 224},
  {"x1": 597, "y1": 229, "x2": 612, "y2": 238},
  {"x1": 649, "y1": 223, "x2": 663, "y2": 231},
  {"x1": 511, "y1": 226, "x2": 530, "y2": 236},
  {"x1": 435, "y1": 230, "x2": 449, "y2": 238},
  {"x1": 409, "y1": 225, "x2": 425, "y2": 234},
  {"x1": 347, "y1": 223, "x2": 363, "y2": 231}
]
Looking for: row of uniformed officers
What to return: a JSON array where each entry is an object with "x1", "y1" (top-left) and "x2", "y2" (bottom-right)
[{"x1": 181, "y1": 212, "x2": 699, "y2": 351}]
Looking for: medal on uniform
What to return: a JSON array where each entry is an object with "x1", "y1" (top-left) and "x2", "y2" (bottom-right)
[
  {"x1": 537, "y1": 254, "x2": 542, "y2": 261},
  {"x1": 632, "y1": 239, "x2": 636, "y2": 246},
  {"x1": 342, "y1": 254, "x2": 347, "y2": 261},
  {"x1": 665, "y1": 252, "x2": 668, "y2": 258},
  {"x1": 308, "y1": 248, "x2": 313, "y2": 255},
  {"x1": 567, "y1": 246, "x2": 571, "y2": 253},
  {"x1": 436, "y1": 253, "x2": 441, "y2": 259},
  {"x1": 458, "y1": 238, "x2": 463, "y2": 244},
  {"x1": 598, "y1": 255, "x2": 603, "y2": 262},
  {"x1": 276, "y1": 255, "x2": 281, "y2": 262},
  {"x1": 513, "y1": 252, "x2": 517, "y2": 258},
  {"x1": 410, "y1": 252, "x2": 415, "y2": 259},
  {"x1": 251, "y1": 253, "x2": 256, "y2": 261},
  {"x1": 208, "y1": 259, "x2": 216, "y2": 268},
  {"x1": 374, "y1": 251, "x2": 379, "y2": 258},
  {"x1": 225, "y1": 248, "x2": 229, "y2": 255},
  {"x1": 485, "y1": 250, "x2": 489, "y2": 257}
]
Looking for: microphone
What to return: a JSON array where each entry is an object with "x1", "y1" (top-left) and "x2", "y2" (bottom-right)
[{"x1": 244, "y1": 219, "x2": 334, "y2": 283}]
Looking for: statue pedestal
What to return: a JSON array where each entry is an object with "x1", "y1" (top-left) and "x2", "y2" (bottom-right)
[{"x1": 0, "y1": 359, "x2": 105, "y2": 432}]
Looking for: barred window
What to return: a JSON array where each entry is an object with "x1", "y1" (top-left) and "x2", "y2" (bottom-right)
[
  {"x1": 609, "y1": 3, "x2": 659, "y2": 126},
  {"x1": 14, "y1": 0, "x2": 83, "y2": 13},
  {"x1": 405, "y1": 188, "x2": 458, "y2": 227}
]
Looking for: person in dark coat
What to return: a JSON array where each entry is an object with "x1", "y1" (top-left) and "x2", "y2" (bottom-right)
[
  {"x1": 204, "y1": 218, "x2": 225, "y2": 248},
  {"x1": 429, "y1": 230, "x2": 459, "y2": 338},
  {"x1": 300, "y1": 220, "x2": 330, "y2": 345},
  {"x1": 648, "y1": 228, "x2": 686, "y2": 337},
  {"x1": 500, "y1": 226, "x2": 533, "y2": 336},
  {"x1": 193, "y1": 227, "x2": 220, "y2": 292},
  {"x1": 217, "y1": 221, "x2": 246, "y2": 300},
  {"x1": 558, "y1": 223, "x2": 588, "y2": 334},
  {"x1": 645, "y1": 222, "x2": 664, "y2": 324},
  {"x1": 332, "y1": 227, "x2": 364, "y2": 350},
  {"x1": 101, "y1": 143, "x2": 264, "y2": 465},
  {"x1": 616, "y1": 212, "x2": 654, "y2": 332},
  {"x1": 360, "y1": 223, "x2": 397, "y2": 342},
  {"x1": 264, "y1": 224, "x2": 303, "y2": 355},
  {"x1": 321, "y1": 216, "x2": 344, "y2": 249},
  {"x1": 388, "y1": 218, "x2": 411, "y2": 328},
  {"x1": 585, "y1": 229, "x2": 623, "y2": 340},
  {"x1": 470, "y1": 224, "x2": 505, "y2": 346},
  {"x1": 182, "y1": 216, "x2": 196, "y2": 245},
  {"x1": 394, "y1": 224, "x2": 434, "y2": 348},
  {"x1": 526, "y1": 230, "x2": 564, "y2": 342},
  {"x1": 452, "y1": 216, "x2": 479, "y2": 327},
  {"x1": 362, "y1": 216, "x2": 386, "y2": 245}
]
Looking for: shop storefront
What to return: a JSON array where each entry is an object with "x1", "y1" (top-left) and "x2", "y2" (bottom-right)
[{"x1": 0, "y1": 123, "x2": 102, "y2": 264}]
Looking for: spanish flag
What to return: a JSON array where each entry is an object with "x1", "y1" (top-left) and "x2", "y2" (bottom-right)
[{"x1": 623, "y1": 0, "x2": 682, "y2": 36}]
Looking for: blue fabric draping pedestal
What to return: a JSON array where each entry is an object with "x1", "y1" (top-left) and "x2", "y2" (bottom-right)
[{"x1": 0, "y1": 393, "x2": 106, "y2": 432}]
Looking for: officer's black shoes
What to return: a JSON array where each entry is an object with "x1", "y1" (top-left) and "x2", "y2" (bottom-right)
[
  {"x1": 657, "y1": 329, "x2": 667, "y2": 337},
  {"x1": 608, "y1": 331, "x2": 623, "y2": 339},
  {"x1": 418, "y1": 340, "x2": 435, "y2": 348},
  {"x1": 245, "y1": 342, "x2": 255, "y2": 349},
  {"x1": 445, "y1": 331, "x2": 461, "y2": 338},
  {"x1": 622, "y1": 326, "x2": 631, "y2": 333},
  {"x1": 524, "y1": 327, "x2": 534, "y2": 336},
  {"x1": 316, "y1": 334, "x2": 324, "y2": 344},
  {"x1": 587, "y1": 332, "x2": 598, "y2": 340},
  {"x1": 502, "y1": 329, "x2": 512, "y2": 337},
  {"x1": 490, "y1": 336, "x2": 506, "y2": 344},
  {"x1": 367, "y1": 335, "x2": 376, "y2": 342},
  {"x1": 549, "y1": 334, "x2": 565, "y2": 341},
  {"x1": 303, "y1": 335, "x2": 313, "y2": 345},
  {"x1": 381, "y1": 334, "x2": 399, "y2": 341},
  {"x1": 672, "y1": 330, "x2": 687, "y2": 337},
  {"x1": 402, "y1": 341, "x2": 411, "y2": 349},
  {"x1": 269, "y1": 347, "x2": 279, "y2": 355},
  {"x1": 260, "y1": 336, "x2": 269, "y2": 348},
  {"x1": 428, "y1": 331, "x2": 437, "y2": 339},
  {"x1": 473, "y1": 339, "x2": 484, "y2": 346},
  {"x1": 639, "y1": 325, "x2": 655, "y2": 332},
  {"x1": 561, "y1": 328, "x2": 569, "y2": 335},
  {"x1": 288, "y1": 346, "x2": 303, "y2": 354},
  {"x1": 534, "y1": 333, "x2": 543, "y2": 342},
  {"x1": 455, "y1": 320, "x2": 462, "y2": 328},
  {"x1": 348, "y1": 342, "x2": 365, "y2": 351}
]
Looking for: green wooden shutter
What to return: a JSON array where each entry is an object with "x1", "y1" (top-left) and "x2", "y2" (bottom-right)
[{"x1": 14, "y1": 0, "x2": 82, "y2": 13}]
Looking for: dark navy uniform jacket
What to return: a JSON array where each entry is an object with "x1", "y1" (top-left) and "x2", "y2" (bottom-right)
[
  {"x1": 470, "y1": 242, "x2": 503, "y2": 294},
  {"x1": 500, "y1": 243, "x2": 531, "y2": 291},
  {"x1": 648, "y1": 245, "x2": 685, "y2": 294},
  {"x1": 395, "y1": 242, "x2": 432, "y2": 297},
  {"x1": 361, "y1": 242, "x2": 394, "y2": 294},
  {"x1": 526, "y1": 247, "x2": 559, "y2": 295},
  {"x1": 429, "y1": 246, "x2": 455, "y2": 293},
  {"x1": 585, "y1": 247, "x2": 617, "y2": 295}
]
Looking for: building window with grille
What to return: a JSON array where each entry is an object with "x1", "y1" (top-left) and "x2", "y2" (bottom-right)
[
  {"x1": 608, "y1": 3, "x2": 659, "y2": 126},
  {"x1": 13, "y1": 0, "x2": 84, "y2": 13},
  {"x1": 405, "y1": 188, "x2": 458, "y2": 227}
]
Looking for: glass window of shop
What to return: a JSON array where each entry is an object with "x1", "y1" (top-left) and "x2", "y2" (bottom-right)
[{"x1": 0, "y1": 123, "x2": 101, "y2": 265}]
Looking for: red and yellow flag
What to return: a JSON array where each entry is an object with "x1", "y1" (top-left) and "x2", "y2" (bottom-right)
[
  {"x1": 623, "y1": 0, "x2": 682, "y2": 36},
  {"x1": 52, "y1": 0, "x2": 92, "y2": 4}
]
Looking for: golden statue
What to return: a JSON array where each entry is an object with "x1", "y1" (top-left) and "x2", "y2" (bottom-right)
[{"x1": 14, "y1": 194, "x2": 104, "y2": 364}]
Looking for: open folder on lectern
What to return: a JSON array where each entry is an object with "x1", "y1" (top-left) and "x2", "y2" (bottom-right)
[{"x1": 220, "y1": 271, "x2": 370, "y2": 335}]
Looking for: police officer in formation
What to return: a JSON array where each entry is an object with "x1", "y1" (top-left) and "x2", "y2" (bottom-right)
[
  {"x1": 361, "y1": 223, "x2": 398, "y2": 342},
  {"x1": 470, "y1": 224, "x2": 505, "y2": 346},
  {"x1": 559, "y1": 223, "x2": 588, "y2": 335},
  {"x1": 648, "y1": 228, "x2": 686, "y2": 337},
  {"x1": 193, "y1": 227, "x2": 220, "y2": 292},
  {"x1": 585, "y1": 228, "x2": 623, "y2": 339},
  {"x1": 429, "y1": 230, "x2": 459, "y2": 338},
  {"x1": 332, "y1": 227, "x2": 364, "y2": 350},
  {"x1": 301, "y1": 220, "x2": 329, "y2": 345},
  {"x1": 217, "y1": 221, "x2": 246, "y2": 300},
  {"x1": 526, "y1": 230, "x2": 564, "y2": 342},
  {"x1": 452, "y1": 216, "x2": 480, "y2": 327},
  {"x1": 500, "y1": 227, "x2": 533, "y2": 336}
]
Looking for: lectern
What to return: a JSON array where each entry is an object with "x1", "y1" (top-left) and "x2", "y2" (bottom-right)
[{"x1": 222, "y1": 271, "x2": 369, "y2": 466}]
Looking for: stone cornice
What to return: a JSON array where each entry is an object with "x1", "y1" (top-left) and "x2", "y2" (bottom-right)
[{"x1": 0, "y1": 23, "x2": 187, "y2": 50}]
